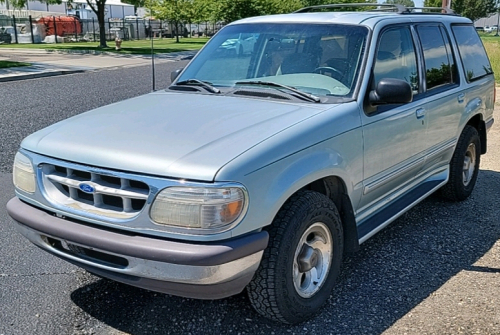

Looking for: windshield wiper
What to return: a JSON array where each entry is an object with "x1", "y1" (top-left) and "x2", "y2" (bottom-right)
[
  {"x1": 174, "y1": 79, "x2": 220, "y2": 94},
  {"x1": 235, "y1": 80, "x2": 321, "y2": 103}
]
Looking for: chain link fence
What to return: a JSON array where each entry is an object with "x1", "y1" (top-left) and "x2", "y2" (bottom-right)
[{"x1": 0, "y1": 13, "x2": 224, "y2": 44}]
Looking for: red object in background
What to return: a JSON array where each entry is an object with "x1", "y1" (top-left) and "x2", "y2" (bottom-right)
[{"x1": 37, "y1": 16, "x2": 82, "y2": 36}]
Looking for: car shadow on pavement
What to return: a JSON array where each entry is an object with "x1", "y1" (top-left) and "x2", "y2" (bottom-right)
[{"x1": 70, "y1": 169, "x2": 500, "y2": 335}]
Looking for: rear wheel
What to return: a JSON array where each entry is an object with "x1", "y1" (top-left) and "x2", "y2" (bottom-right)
[
  {"x1": 441, "y1": 125, "x2": 481, "y2": 201},
  {"x1": 247, "y1": 190, "x2": 343, "y2": 324}
]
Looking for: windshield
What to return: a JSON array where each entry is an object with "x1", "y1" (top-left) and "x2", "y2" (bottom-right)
[{"x1": 177, "y1": 23, "x2": 368, "y2": 99}]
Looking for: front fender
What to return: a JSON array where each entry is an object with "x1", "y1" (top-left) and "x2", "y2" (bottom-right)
[
  {"x1": 221, "y1": 126, "x2": 364, "y2": 238},
  {"x1": 263, "y1": 149, "x2": 349, "y2": 212}
]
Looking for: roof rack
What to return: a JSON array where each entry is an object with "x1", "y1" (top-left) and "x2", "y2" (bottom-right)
[
  {"x1": 293, "y1": 3, "x2": 456, "y2": 15},
  {"x1": 294, "y1": 3, "x2": 409, "y2": 14},
  {"x1": 408, "y1": 6, "x2": 455, "y2": 14}
]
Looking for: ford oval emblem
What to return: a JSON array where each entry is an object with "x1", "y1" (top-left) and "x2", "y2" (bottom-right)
[{"x1": 79, "y1": 183, "x2": 95, "y2": 194}]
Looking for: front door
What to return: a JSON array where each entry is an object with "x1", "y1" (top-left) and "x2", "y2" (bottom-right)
[{"x1": 358, "y1": 26, "x2": 427, "y2": 217}]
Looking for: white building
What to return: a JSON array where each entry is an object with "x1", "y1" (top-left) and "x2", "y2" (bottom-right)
[
  {"x1": 0, "y1": 0, "x2": 135, "y2": 19},
  {"x1": 475, "y1": 13, "x2": 500, "y2": 29}
]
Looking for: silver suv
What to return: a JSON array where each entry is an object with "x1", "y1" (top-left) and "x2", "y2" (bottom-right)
[{"x1": 7, "y1": 4, "x2": 495, "y2": 324}]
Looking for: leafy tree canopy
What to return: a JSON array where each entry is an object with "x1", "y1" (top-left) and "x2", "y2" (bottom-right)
[
  {"x1": 148, "y1": 0, "x2": 377, "y2": 26},
  {"x1": 384, "y1": 0, "x2": 415, "y2": 7},
  {"x1": 423, "y1": 0, "x2": 442, "y2": 7},
  {"x1": 0, "y1": 0, "x2": 61, "y2": 9},
  {"x1": 452, "y1": 0, "x2": 497, "y2": 22},
  {"x1": 425, "y1": 0, "x2": 497, "y2": 20}
]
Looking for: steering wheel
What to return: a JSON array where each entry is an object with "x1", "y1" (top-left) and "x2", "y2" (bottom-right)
[{"x1": 313, "y1": 66, "x2": 344, "y2": 81}]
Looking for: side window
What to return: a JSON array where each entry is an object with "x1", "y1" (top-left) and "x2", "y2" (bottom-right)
[
  {"x1": 373, "y1": 27, "x2": 419, "y2": 93},
  {"x1": 452, "y1": 24, "x2": 493, "y2": 82},
  {"x1": 416, "y1": 25, "x2": 458, "y2": 91}
]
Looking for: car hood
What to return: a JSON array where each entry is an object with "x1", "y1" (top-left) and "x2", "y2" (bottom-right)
[{"x1": 22, "y1": 91, "x2": 333, "y2": 181}]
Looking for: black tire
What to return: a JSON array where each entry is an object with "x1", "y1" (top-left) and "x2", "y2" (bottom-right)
[
  {"x1": 440, "y1": 125, "x2": 481, "y2": 201},
  {"x1": 247, "y1": 190, "x2": 343, "y2": 324}
]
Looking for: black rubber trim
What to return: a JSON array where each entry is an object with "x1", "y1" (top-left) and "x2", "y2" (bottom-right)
[
  {"x1": 357, "y1": 180, "x2": 442, "y2": 240},
  {"x1": 486, "y1": 118, "x2": 494, "y2": 132},
  {"x1": 7, "y1": 197, "x2": 268, "y2": 266}
]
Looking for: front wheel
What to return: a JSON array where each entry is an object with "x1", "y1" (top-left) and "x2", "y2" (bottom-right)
[
  {"x1": 247, "y1": 190, "x2": 343, "y2": 324},
  {"x1": 440, "y1": 125, "x2": 481, "y2": 201}
]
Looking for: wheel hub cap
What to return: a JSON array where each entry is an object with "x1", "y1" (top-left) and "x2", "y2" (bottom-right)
[
  {"x1": 298, "y1": 245, "x2": 320, "y2": 272},
  {"x1": 293, "y1": 222, "x2": 333, "y2": 298},
  {"x1": 463, "y1": 143, "x2": 476, "y2": 186}
]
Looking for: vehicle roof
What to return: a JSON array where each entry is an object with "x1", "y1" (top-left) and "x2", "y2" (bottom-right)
[{"x1": 232, "y1": 11, "x2": 471, "y2": 27}]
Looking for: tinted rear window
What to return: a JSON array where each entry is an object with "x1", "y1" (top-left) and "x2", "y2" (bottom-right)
[
  {"x1": 417, "y1": 25, "x2": 458, "y2": 90},
  {"x1": 452, "y1": 25, "x2": 493, "y2": 82}
]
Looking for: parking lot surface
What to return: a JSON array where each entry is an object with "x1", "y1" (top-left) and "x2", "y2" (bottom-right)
[{"x1": 0, "y1": 57, "x2": 499, "y2": 334}]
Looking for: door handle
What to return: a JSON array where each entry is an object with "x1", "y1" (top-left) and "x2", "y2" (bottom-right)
[
  {"x1": 458, "y1": 93, "x2": 465, "y2": 103},
  {"x1": 416, "y1": 108, "x2": 426, "y2": 119}
]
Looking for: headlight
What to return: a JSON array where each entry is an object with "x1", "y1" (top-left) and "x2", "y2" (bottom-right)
[
  {"x1": 150, "y1": 186, "x2": 246, "y2": 231},
  {"x1": 13, "y1": 152, "x2": 36, "y2": 193}
]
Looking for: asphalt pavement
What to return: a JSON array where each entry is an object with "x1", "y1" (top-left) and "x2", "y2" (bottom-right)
[
  {"x1": 0, "y1": 48, "x2": 196, "y2": 82},
  {"x1": 0, "y1": 52, "x2": 499, "y2": 335}
]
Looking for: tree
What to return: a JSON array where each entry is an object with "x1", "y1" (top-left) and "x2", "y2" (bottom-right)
[
  {"x1": 452, "y1": 0, "x2": 497, "y2": 22},
  {"x1": 0, "y1": 0, "x2": 61, "y2": 11},
  {"x1": 213, "y1": 0, "x2": 378, "y2": 23},
  {"x1": 149, "y1": 0, "x2": 191, "y2": 42},
  {"x1": 85, "y1": 0, "x2": 110, "y2": 48},
  {"x1": 191, "y1": 0, "x2": 212, "y2": 31},
  {"x1": 300, "y1": 0, "x2": 378, "y2": 12},
  {"x1": 423, "y1": 0, "x2": 441, "y2": 7},
  {"x1": 384, "y1": 0, "x2": 415, "y2": 7},
  {"x1": 220, "y1": 0, "x2": 262, "y2": 22},
  {"x1": 425, "y1": 0, "x2": 497, "y2": 20},
  {"x1": 257, "y1": 0, "x2": 304, "y2": 15}
]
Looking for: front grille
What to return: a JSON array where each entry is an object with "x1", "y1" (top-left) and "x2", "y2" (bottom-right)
[
  {"x1": 45, "y1": 236, "x2": 129, "y2": 268},
  {"x1": 41, "y1": 163, "x2": 150, "y2": 219}
]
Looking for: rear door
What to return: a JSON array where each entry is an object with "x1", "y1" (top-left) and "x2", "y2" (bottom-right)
[{"x1": 414, "y1": 24, "x2": 461, "y2": 175}]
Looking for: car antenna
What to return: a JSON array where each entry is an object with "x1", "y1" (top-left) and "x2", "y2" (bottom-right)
[{"x1": 150, "y1": 17, "x2": 156, "y2": 92}]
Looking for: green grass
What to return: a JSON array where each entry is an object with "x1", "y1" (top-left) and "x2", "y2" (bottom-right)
[
  {"x1": 481, "y1": 36, "x2": 500, "y2": 83},
  {"x1": 0, "y1": 60, "x2": 31, "y2": 68},
  {"x1": 0, "y1": 37, "x2": 209, "y2": 55}
]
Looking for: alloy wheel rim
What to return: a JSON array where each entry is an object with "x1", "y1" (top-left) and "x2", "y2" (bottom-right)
[
  {"x1": 463, "y1": 143, "x2": 476, "y2": 186},
  {"x1": 292, "y1": 222, "x2": 333, "y2": 298}
]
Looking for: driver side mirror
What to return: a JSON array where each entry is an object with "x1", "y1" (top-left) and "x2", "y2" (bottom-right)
[{"x1": 369, "y1": 78, "x2": 413, "y2": 105}]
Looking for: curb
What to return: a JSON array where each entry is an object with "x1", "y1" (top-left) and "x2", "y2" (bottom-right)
[
  {"x1": 0, "y1": 69, "x2": 85, "y2": 82},
  {"x1": 0, "y1": 47, "x2": 197, "y2": 61},
  {"x1": 44, "y1": 48, "x2": 138, "y2": 57},
  {"x1": 43, "y1": 48, "x2": 197, "y2": 60}
]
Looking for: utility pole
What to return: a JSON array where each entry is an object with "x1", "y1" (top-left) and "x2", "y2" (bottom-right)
[
  {"x1": 441, "y1": 0, "x2": 451, "y2": 12},
  {"x1": 496, "y1": 0, "x2": 500, "y2": 37}
]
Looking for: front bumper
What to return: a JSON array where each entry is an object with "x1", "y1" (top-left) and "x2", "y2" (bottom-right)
[{"x1": 7, "y1": 197, "x2": 268, "y2": 299}]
